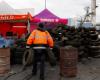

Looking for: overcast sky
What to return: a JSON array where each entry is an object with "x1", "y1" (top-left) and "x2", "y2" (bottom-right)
[{"x1": 0, "y1": 0, "x2": 100, "y2": 22}]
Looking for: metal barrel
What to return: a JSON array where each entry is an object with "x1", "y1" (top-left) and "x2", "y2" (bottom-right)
[
  {"x1": 0, "y1": 48, "x2": 10, "y2": 76},
  {"x1": 60, "y1": 46, "x2": 78, "y2": 77}
]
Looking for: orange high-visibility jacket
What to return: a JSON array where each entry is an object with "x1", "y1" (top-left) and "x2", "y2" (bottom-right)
[{"x1": 27, "y1": 29, "x2": 54, "y2": 47}]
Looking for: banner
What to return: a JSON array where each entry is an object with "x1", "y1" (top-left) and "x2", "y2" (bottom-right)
[
  {"x1": 0, "y1": 14, "x2": 31, "y2": 21},
  {"x1": 32, "y1": 18, "x2": 68, "y2": 24}
]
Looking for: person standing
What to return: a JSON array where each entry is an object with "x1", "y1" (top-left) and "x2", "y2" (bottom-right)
[
  {"x1": 26, "y1": 23, "x2": 54, "y2": 80},
  {"x1": 0, "y1": 34, "x2": 7, "y2": 48}
]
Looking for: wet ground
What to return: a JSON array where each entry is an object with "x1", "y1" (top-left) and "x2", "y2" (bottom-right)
[{"x1": 1, "y1": 58, "x2": 100, "y2": 80}]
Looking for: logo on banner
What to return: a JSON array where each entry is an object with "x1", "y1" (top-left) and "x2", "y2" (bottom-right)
[
  {"x1": 0, "y1": 15, "x2": 14, "y2": 20},
  {"x1": 40, "y1": 18, "x2": 59, "y2": 22},
  {"x1": 13, "y1": 26, "x2": 26, "y2": 28}
]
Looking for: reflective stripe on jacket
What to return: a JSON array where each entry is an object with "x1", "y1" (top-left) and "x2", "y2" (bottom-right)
[{"x1": 27, "y1": 29, "x2": 54, "y2": 47}]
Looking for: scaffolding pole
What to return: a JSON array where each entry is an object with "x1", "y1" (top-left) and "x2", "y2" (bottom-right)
[{"x1": 91, "y1": 0, "x2": 96, "y2": 27}]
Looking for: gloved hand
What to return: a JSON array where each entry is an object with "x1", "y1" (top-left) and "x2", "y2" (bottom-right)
[
  {"x1": 50, "y1": 48, "x2": 53, "y2": 50},
  {"x1": 26, "y1": 45, "x2": 30, "y2": 49}
]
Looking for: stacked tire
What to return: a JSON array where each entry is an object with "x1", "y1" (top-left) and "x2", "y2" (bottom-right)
[
  {"x1": 89, "y1": 40, "x2": 100, "y2": 58},
  {"x1": 89, "y1": 32, "x2": 100, "y2": 57}
]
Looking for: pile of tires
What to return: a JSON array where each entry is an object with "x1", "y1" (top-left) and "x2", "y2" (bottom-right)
[{"x1": 89, "y1": 40, "x2": 100, "y2": 58}]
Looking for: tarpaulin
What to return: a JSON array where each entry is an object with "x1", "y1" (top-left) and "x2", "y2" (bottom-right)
[
  {"x1": 0, "y1": 13, "x2": 32, "y2": 38},
  {"x1": 32, "y1": 9, "x2": 68, "y2": 24},
  {"x1": 11, "y1": 22, "x2": 27, "y2": 38},
  {"x1": 0, "y1": 22, "x2": 27, "y2": 38},
  {"x1": 31, "y1": 9, "x2": 68, "y2": 31}
]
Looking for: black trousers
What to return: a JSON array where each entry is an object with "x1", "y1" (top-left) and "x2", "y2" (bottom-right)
[{"x1": 32, "y1": 49, "x2": 46, "y2": 78}]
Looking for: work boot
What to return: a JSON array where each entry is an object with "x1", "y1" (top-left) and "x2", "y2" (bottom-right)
[
  {"x1": 32, "y1": 72, "x2": 37, "y2": 76},
  {"x1": 40, "y1": 76, "x2": 44, "y2": 80},
  {"x1": 32, "y1": 68, "x2": 37, "y2": 76}
]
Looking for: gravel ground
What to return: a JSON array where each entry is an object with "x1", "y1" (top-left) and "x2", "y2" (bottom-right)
[{"x1": 1, "y1": 58, "x2": 100, "y2": 80}]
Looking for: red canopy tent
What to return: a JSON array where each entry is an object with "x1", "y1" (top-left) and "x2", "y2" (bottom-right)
[
  {"x1": 0, "y1": 13, "x2": 32, "y2": 38},
  {"x1": 31, "y1": 9, "x2": 68, "y2": 31}
]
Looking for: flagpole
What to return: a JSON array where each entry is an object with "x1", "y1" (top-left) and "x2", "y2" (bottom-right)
[{"x1": 45, "y1": 0, "x2": 46, "y2": 9}]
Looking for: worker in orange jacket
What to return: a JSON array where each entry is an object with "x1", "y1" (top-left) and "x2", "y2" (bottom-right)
[{"x1": 26, "y1": 23, "x2": 54, "y2": 80}]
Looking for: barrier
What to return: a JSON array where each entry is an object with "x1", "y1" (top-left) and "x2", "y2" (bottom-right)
[
  {"x1": 60, "y1": 46, "x2": 78, "y2": 77},
  {"x1": 0, "y1": 48, "x2": 10, "y2": 76}
]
